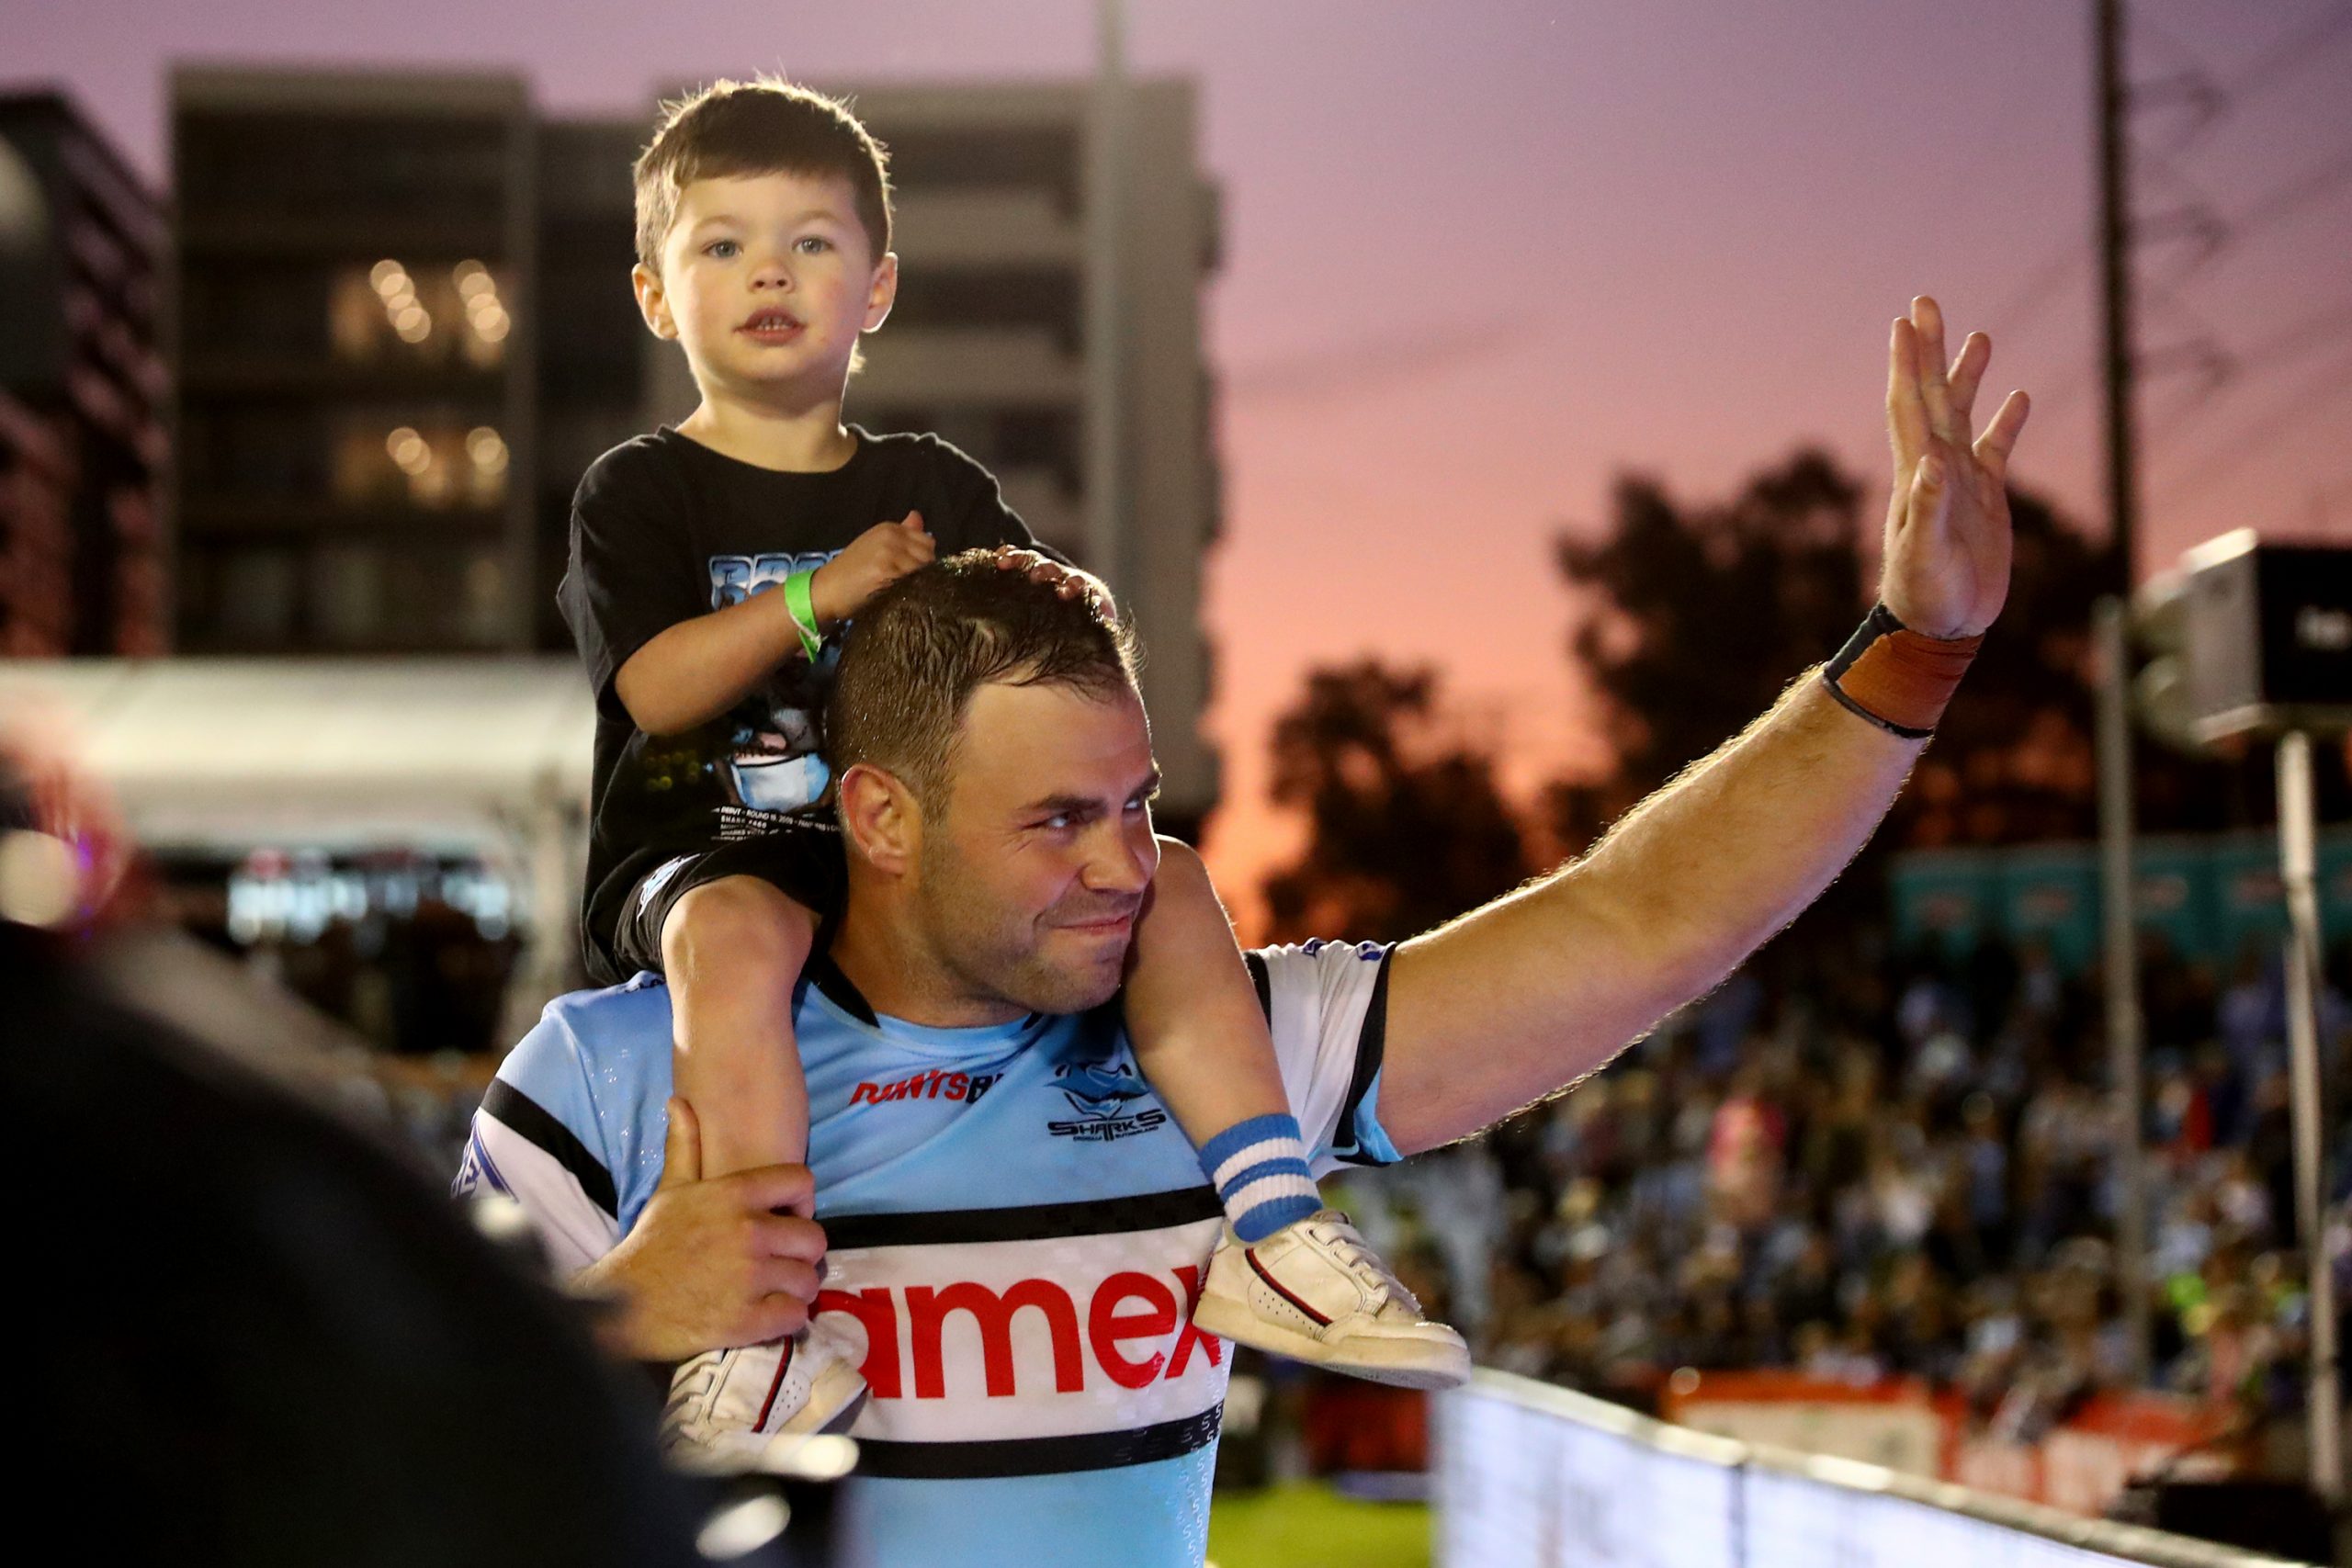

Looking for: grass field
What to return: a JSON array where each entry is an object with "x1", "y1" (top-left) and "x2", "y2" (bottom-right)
[{"x1": 1206, "y1": 1483, "x2": 1431, "y2": 1568}]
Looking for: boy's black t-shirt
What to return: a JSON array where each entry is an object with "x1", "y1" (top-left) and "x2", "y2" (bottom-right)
[{"x1": 558, "y1": 424, "x2": 1036, "y2": 977}]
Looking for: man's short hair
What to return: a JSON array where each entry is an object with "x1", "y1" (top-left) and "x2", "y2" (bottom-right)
[
  {"x1": 633, "y1": 79, "x2": 893, "y2": 273},
  {"x1": 828, "y1": 552, "x2": 1139, "y2": 809}
]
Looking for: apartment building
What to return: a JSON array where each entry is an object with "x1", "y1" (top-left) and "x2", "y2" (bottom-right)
[
  {"x1": 0, "y1": 91, "x2": 166, "y2": 656},
  {"x1": 168, "y1": 66, "x2": 1222, "y2": 825}
]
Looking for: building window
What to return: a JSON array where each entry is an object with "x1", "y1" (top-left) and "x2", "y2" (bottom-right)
[
  {"x1": 310, "y1": 542, "x2": 384, "y2": 646},
  {"x1": 331, "y1": 258, "x2": 510, "y2": 369},
  {"x1": 210, "y1": 546, "x2": 299, "y2": 646},
  {"x1": 888, "y1": 266, "x2": 1080, "y2": 352},
  {"x1": 312, "y1": 546, "x2": 506, "y2": 648},
  {"x1": 378, "y1": 546, "x2": 506, "y2": 649},
  {"x1": 333, "y1": 419, "x2": 508, "y2": 508},
  {"x1": 884, "y1": 125, "x2": 1080, "y2": 212},
  {"x1": 189, "y1": 407, "x2": 323, "y2": 499},
  {"x1": 185, "y1": 409, "x2": 504, "y2": 509},
  {"x1": 180, "y1": 115, "x2": 510, "y2": 225},
  {"x1": 460, "y1": 550, "x2": 506, "y2": 646},
  {"x1": 183, "y1": 265, "x2": 331, "y2": 358}
]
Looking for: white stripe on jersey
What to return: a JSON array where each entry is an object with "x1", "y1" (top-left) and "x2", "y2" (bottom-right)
[{"x1": 465, "y1": 1112, "x2": 619, "y2": 1277}]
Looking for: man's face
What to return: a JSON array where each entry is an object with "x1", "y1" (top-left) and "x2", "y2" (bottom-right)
[
  {"x1": 639, "y1": 169, "x2": 893, "y2": 400},
  {"x1": 911, "y1": 679, "x2": 1161, "y2": 1017}
]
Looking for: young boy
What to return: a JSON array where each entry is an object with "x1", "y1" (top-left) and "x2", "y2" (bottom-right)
[{"x1": 560, "y1": 79, "x2": 1466, "y2": 1465}]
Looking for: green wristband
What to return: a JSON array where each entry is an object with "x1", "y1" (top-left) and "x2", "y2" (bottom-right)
[{"x1": 784, "y1": 570, "x2": 823, "y2": 661}]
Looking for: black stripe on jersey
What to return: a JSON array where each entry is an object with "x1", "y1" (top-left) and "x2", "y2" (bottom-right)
[
  {"x1": 822, "y1": 1187, "x2": 1220, "y2": 1251},
  {"x1": 1243, "y1": 950, "x2": 1273, "y2": 1022},
  {"x1": 1330, "y1": 946, "x2": 1396, "y2": 1168},
  {"x1": 851, "y1": 1407, "x2": 1222, "y2": 1479},
  {"x1": 481, "y1": 1079, "x2": 618, "y2": 1217}
]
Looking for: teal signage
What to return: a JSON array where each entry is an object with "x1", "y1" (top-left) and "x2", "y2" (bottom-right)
[{"x1": 1891, "y1": 830, "x2": 2352, "y2": 971}]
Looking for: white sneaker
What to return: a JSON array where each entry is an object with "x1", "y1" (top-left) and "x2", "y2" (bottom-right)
[
  {"x1": 1191, "y1": 1209, "x2": 1470, "y2": 1390},
  {"x1": 660, "y1": 1317, "x2": 869, "y2": 1472}
]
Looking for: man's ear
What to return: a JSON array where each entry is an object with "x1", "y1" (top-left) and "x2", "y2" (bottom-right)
[
  {"x1": 632, "y1": 262, "x2": 678, "y2": 340},
  {"x1": 838, "y1": 761, "x2": 919, "y2": 874},
  {"x1": 862, "y1": 252, "x2": 899, "y2": 333}
]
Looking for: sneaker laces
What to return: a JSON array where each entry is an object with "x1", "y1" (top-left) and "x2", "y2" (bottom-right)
[
  {"x1": 658, "y1": 1350, "x2": 727, "y2": 1442},
  {"x1": 1308, "y1": 1213, "x2": 1422, "y2": 1314},
  {"x1": 668, "y1": 1356, "x2": 719, "y2": 1404}
]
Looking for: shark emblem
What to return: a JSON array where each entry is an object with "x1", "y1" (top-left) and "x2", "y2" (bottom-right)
[{"x1": 1054, "y1": 1058, "x2": 1151, "y2": 1122}]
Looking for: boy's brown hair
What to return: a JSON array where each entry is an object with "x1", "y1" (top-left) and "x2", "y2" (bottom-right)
[{"x1": 633, "y1": 78, "x2": 893, "y2": 273}]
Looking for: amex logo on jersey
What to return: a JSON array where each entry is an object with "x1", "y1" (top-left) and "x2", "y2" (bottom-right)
[
  {"x1": 1048, "y1": 1059, "x2": 1168, "y2": 1142},
  {"x1": 817, "y1": 1263, "x2": 1221, "y2": 1402},
  {"x1": 811, "y1": 1222, "x2": 1230, "y2": 1445}
]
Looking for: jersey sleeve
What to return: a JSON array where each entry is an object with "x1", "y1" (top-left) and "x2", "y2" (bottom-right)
[
  {"x1": 1246, "y1": 941, "x2": 1404, "y2": 1178},
  {"x1": 454, "y1": 1008, "x2": 625, "y2": 1277},
  {"x1": 556, "y1": 444, "x2": 706, "y2": 716}
]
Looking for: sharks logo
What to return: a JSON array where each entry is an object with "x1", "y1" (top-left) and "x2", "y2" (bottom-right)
[
  {"x1": 1055, "y1": 1058, "x2": 1148, "y2": 1118},
  {"x1": 1048, "y1": 1057, "x2": 1168, "y2": 1143}
]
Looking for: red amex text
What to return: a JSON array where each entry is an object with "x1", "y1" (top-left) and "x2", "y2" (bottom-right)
[{"x1": 816, "y1": 1265, "x2": 1224, "y2": 1399}]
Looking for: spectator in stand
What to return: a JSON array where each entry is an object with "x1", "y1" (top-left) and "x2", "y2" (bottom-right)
[{"x1": 1365, "y1": 924, "x2": 2350, "y2": 1469}]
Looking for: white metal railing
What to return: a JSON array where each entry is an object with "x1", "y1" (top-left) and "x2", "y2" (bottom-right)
[{"x1": 1434, "y1": 1371, "x2": 2310, "y2": 1568}]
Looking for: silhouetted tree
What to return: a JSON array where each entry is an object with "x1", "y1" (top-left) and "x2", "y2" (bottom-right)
[
  {"x1": 1257, "y1": 450, "x2": 2343, "y2": 962},
  {"x1": 1547, "y1": 450, "x2": 1867, "y2": 849},
  {"x1": 1541, "y1": 448, "x2": 2305, "y2": 853},
  {"x1": 1261, "y1": 660, "x2": 1532, "y2": 943}
]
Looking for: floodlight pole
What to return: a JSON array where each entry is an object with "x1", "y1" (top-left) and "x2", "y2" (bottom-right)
[
  {"x1": 2277, "y1": 730, "x2": 2344, "y2": 1506},
  {"x1": 2095, "y1": 0, "x2": 2140, "y2": 597},
  {"x1": 1084, "y1": 0, "x2": 1129, "y2": 598},
  {"x1": 2097, "y1": 598, "x2": 2152, "y2": 1385}
]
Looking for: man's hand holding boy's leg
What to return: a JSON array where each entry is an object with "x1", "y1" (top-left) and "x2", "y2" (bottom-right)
[{"x1": 572, "y1": 1098, "x2": 826, "y2": 1364}]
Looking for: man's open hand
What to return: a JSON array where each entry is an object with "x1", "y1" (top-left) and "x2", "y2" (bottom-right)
[
  {"x1": 574, "y1": 1097, "x2": 828, "y2": 1363},
  {"x1": 990, "y1": 545, "x2": 1116, "y2": 621},
  {"x1": 1880, "y1": 296, "x2": 2031, "y2": 639}
]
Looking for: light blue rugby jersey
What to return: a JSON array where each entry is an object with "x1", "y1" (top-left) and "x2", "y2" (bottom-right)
[{"x1": 458, "y1": 940, "x2": 1401, "y2": 1568}]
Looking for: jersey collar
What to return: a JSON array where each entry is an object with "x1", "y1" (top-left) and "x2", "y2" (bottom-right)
[
  {"x1": 806, "y1": 946, "x2": 880, "y2": 1025},
  {"x1": 806, "y1": 944, "x2": 1050, "y2": 1043}
]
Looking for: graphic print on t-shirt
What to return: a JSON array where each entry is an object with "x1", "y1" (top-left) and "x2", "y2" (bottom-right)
[{"x1": 708, "y1": 547, "x2": 839, "y2": 832}]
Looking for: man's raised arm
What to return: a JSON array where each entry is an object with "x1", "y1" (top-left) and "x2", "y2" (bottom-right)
[{"x1": 1375, "y1": 297, "x2": 2030, "y2": 1156}]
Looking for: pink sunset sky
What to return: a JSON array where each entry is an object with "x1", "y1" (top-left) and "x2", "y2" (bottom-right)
[{"x1": 13, "y1": 0, "x2": 2351, "y2": 932}]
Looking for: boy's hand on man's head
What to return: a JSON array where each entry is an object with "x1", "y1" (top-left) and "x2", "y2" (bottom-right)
[{"x1": 810, "y1": 512, "x2": 935, "y2": 625}]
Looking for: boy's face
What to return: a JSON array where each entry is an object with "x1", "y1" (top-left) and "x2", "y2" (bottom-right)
[{"x1": 633, "y1": 168, "x2": 896, "y2": 402}]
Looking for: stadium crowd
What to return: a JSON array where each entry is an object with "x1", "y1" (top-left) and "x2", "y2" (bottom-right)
[
  {"x1": 221, "y1": 862, "x2": 2348, "y2": 1470},
  {"x1": 1340, "y1": 926, "x2": 2352, "y2": 1451}
]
